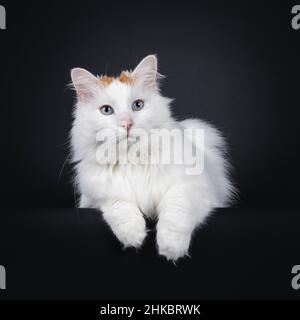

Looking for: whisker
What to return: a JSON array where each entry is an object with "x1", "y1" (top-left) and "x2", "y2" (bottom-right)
[{"x1": 57, "y1": 152, "x2": 71, "y2": 183}]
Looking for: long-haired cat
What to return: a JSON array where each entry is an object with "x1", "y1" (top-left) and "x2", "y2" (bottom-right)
[{"x1": 70, "y1": 55, "x2": 235, "y2": 261}]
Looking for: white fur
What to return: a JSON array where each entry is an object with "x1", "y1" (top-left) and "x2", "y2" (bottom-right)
[{"x1": 70, "y1": 55, "x2": 235, "y2": 261}]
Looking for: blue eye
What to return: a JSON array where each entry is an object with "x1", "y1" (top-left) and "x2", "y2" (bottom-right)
[
  {"x1": 132, "y1": 99, "x2": 144, "y2": 111},
  {"x1": 99, "y1": 105, "x2": 114, "y2": 115}
]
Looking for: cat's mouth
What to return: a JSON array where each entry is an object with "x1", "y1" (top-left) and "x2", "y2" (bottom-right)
[
  {"x1": 117, "y1": 134, "x2": 137, "y2": 145},
  {"x1": 96, "y1": 127, "x2": 149, "y2": 147},
  {"x1": 118, "y1": 128, "x2": 144, "y2": 142}
]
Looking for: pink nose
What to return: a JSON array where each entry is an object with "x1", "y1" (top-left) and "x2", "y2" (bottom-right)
[{"x1": 119, "y1": 119, "x2": 133, "y2": 131}]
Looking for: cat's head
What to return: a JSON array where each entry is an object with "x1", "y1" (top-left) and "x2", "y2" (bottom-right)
[{"x1": 71, "y1": 55, "x2": 172, "y2": 146}]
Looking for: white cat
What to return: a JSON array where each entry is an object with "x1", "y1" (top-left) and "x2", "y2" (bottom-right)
[{"x1": 70, "y1": 55, "x2": 235, "y2": 261}]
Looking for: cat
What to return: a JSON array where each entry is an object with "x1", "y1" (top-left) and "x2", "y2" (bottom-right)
[{"x1": 70, "y1": 55, "x2": 235, "y2": 261}]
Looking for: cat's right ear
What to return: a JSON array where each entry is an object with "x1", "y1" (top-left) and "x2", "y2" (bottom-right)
[
  {"x1": 132, "y1": 55, "x2": 158, "y2": 90},
  {"x1": 71, "y1": 68, "x2": 99, "y2": 102}
]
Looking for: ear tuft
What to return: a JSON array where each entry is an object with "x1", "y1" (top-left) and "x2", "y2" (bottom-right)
[
  {"x1": 132, "y1": 55, "x2": 159, "y2": 89},
  {"x1": 70, "y1": 68, "x2": 99, "y2": 102}
]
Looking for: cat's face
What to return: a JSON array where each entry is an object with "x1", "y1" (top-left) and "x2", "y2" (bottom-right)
[{"x1": 71, "y1": 55, "x2": 172, "y2": 142}]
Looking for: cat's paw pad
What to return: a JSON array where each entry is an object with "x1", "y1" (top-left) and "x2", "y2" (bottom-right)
[
  {"x1": 157, "y1": 227, "x2": 191, "y2": 261},
  {"x1": 113, "y1": 216, "x2": 147, "y2": 249}
]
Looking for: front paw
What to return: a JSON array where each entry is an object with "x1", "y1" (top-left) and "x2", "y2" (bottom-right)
[
  {"x1": 157, "y1": 226, "x2": 191, "y2": 261},
  {"x1": 112, "y1": 215, "x2": 147, "y2": 249}
]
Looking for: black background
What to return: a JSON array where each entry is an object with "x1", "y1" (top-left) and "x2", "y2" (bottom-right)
[
  {"x1": 0, "y1": 0, "x2": 300, "y2": 301},
  {"x1": 1, "y1": 207, "x2": 300, "y2": 299},
  {"x1": 1, "y1": 0, "x2": 299, "y2": 209}
]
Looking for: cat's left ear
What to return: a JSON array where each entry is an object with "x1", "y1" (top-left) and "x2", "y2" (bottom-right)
[
  {"x1": 132, "y1": 55, "x2": 158, "y2": 90},
  {"x1": 71, "y1": 68, "x2": 99, "y2": 102}
]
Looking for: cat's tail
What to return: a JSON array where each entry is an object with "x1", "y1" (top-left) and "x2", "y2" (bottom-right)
[{"x1": 180, "y1": 118, "x2": 238, "y2": 207}]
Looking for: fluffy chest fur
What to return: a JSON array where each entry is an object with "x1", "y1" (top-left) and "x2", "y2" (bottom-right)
[{"x1": 77, "y1": 161, "x2": 184, "y2": 217}]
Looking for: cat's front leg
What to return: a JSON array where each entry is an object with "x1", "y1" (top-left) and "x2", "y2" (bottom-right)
[
  {"x1": 156, "y1": 185, "x2": 200, "y2": 261},
  {"x1": 79, "y1": 194, "x2": 92, "y2": 208},
  {"x1": 101, "y1": 199, "x2": 147, "y2": 248}
]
